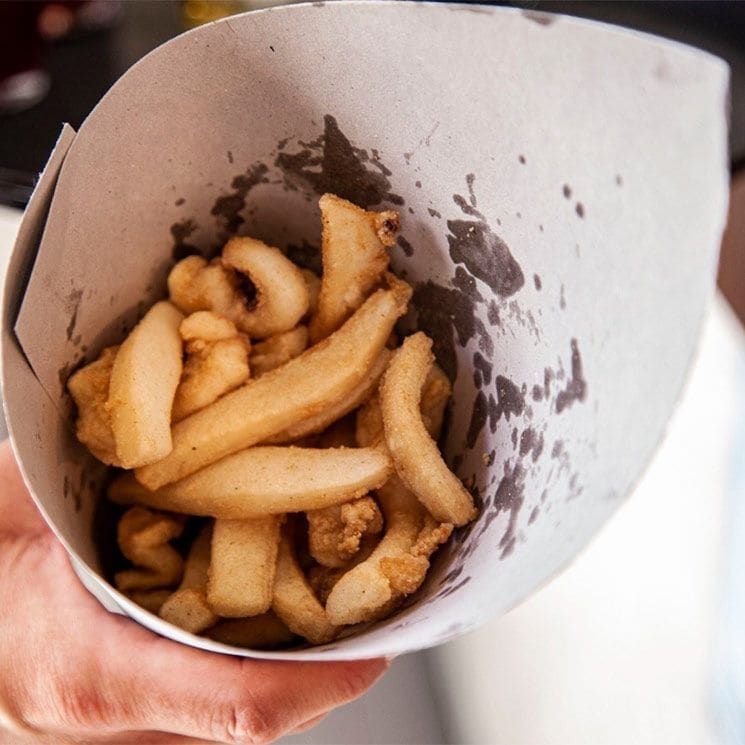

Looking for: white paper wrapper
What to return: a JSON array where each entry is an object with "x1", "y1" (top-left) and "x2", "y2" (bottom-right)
[{"x1": 1, "y1": 2, "x2": 729, "y2": 660}]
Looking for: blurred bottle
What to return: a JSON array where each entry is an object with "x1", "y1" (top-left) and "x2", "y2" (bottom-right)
[{"x1": 181, "y1": 0, "x2": 306, "y2": 28}]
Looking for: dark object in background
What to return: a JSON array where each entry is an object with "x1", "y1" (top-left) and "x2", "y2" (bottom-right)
[
  {"x1": 0, "y1": 2, "x2": 48, "y2": 115},
  {"x1": 0, "y1": 0, "x2": 743, "y2": 194}
]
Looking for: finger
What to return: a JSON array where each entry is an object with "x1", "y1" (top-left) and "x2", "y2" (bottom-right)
[
  {"x1": 97, "y1": 731, "x2": 221, "y2": 745},
  {"x1": 103, "y1": 623, "x2": 390, "y2": 744},
  {"x1": 289, "y1": 712, "x2": 328, "y2": 734},
  {"x1": 0, "y1": 440, "x2": 50, "y2": 538}
]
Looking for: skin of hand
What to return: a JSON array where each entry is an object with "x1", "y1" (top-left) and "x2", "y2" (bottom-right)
[{"x1": 0, "y1": 440, "x2": 389, "y2": 744}]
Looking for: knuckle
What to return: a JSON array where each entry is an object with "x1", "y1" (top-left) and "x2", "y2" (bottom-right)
[
  {"x1": 217, "y1": 694, "x2": 281, "y2": 745},
  {"x1": 52, "y1": 680, "x2": 111, "y2": 730},
  {"x1": 336, "y1": 665, "x2": 376, "y2": 701}
]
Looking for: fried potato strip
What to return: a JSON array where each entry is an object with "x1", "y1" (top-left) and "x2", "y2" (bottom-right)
[
  {"x1": 272, "y1": 530, "x2": 339, "y2": 645},
  {"x1": 266, "y1": 349, "x2": 391, "y2": 445},
  {"x1": 159, "y1": 525, "x2": 218, "y2": 634},
  {"x1": 107, "y1": 301, "x2": 184, "y2": 468},
  {"x1": 135, "y1": 284, "x2": 410, "y2": 489},
  {"x1": 380, "y1": 332, "x2": 476, "y2": 526},
  {"x1": 171, "y1": 312, "x2": 250, "y2": 422},
  {"x1": 112, "y1": 446, "x2": 393, "y2": 518},
  {"x1": 68, "y1": 345, "x2": 121, "y2": 466},
  {"x1": 207, "y1": 516, "x2": 282, "y2": 618},
  {"x1": 114, "y1": 507, "x2": 183, "y2": 592},
  {"x1": 309, "y1": 194, "x2": 399, "y2": 342}
]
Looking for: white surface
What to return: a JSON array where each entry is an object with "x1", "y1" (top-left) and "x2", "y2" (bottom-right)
[{"x1": 428, "y1": 295, "x2": 745, "y2": 745}]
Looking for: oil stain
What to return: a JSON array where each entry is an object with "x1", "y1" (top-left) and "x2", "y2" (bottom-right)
[
  {"x1": 275, "y1": 114, "x2": 404, "y2": 208},
  {"x1": 555, "y1": 338, "x2": 588, "y2": 413}
]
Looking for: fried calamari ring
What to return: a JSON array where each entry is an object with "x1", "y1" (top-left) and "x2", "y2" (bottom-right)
[
  {"x1": 167, "y1": 238, "x2": 309, "y2": 339},
  {"x1": 380, "y1": 332, "x2": 476, "y2": 526},
  {"x1": 135, "y1": 283, "x2": 410, "y2": 489},
  {"x1": 309, "y1": 194, "x2": 399, "y2": 342}
]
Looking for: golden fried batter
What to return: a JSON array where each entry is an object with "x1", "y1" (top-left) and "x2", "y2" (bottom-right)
[
  {"x1": 171, "y1": 311, "x2": 250, "y2": 422},
  {"x1": 67, "y1": 345, "x2": 122, "y2": 466}
]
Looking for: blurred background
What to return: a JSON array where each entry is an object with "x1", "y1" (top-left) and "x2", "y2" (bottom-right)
[{"x1": 1, "y1": 2, "x2": 744, "y2": 743}]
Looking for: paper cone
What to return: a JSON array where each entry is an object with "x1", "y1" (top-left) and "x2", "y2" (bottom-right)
[{"x1": 1, "y1": 2, "x2": 729, "y2": 659}]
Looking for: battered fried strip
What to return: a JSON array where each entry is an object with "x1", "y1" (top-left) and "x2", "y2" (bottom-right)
[
  {"x1": 125, "y1": 589, "x2": 171, "y2": 615},
  {"x1": 266, "y1": 349, "x2": 391, "y2": 445},
  {"x1": 325, "y1": 476, "x2": 425, "y2": 625},
  {"x1": 249, "y1": 325, "x2": 308, "y2": 377},
  {"x1": 356, "y1": 363, "x2": 450, "y2": 448},
  {"x1": 107, "y1": 301, "x2": 184, "y2": 468},
  {"x1": 112, "y1": 446, "x2": 393, "y2": 518},
  {"x1": 207, "y1": 516, "x2": 282, "y2": 618},
  {"x1": 272, "y1": 531, "x2": 339, "y2": 645},
  {"x1": 206, "y1": 613, "x2": 297, "y2": 649},
  {"x1": 114, "y1": 507, "x2": 184, "y2": 592},
  {"x1": 67, "y1": 345, "x2": 121, "y2": 466},
  {"x1": 309, "y1": 194, "x2": 399, "y2": 342},
  {"x1": 135, "y1": 283, "x2": 410, "y2": 489},
  {"x1": 159, "y1": 525, "x2": 218, "y2": 634},
  {"x1": 380, "y1": 333, "x2": 476, "y2": 526},
  {"x1": 172, "y1": 312, "x2": 250, "y2": 422}
]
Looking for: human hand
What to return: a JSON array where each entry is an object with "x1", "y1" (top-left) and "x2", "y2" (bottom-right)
[{"x1": 0, "y1": 440, "x2": 389, "y2": 744}]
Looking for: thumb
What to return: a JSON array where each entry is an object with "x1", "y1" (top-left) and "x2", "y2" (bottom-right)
[{"x1": 104, "y1": 622, "x2": 389, "y2": 743}]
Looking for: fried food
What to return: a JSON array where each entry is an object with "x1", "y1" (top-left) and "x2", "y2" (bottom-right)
[
  {"x1": 380, "y1": 332, "x2": 476, "y2": 526},
  {"x1": 171, "y1": 311, "x2": 250, "y2": 422},
  {"x1": 68, "y1": 345, "x2": 121, "y2": 466},
  {"x1": 379, "y1": 515, "x2": 453, "y2": 595},
  {"x1": 77, "y1": 192, "x2": 477, "y2": 647},
  {"x1": 125, "y1": 589, "x2": 171, "y2": 614},
  {"x1": 356, "y1": 363, "x2": 450, "y2": 449},
  {"x1": 106, "y1": 301, "x2": 184, "y2": 468},
  {"x1": 309, "y1": 194, "x2": 399, "y2": 342},
  {"x1": 135, "y1": 284, "x2": 410, "y2": 489},
  {"x1": 307, "y1": 496, "x2": 383, "y2": 569},
  {"x1": 266, "y1": 349, "x2": 391, "y2": 445},
  {"x1": 159, "y1": 525, "x2": 218, "y2": 634},
  {"x1": 325, "y1": 476, "x2": 423, "y2": 625},
  {"x1": 221, "y1": 237, "x2": 309, "y2": 337},
  {"x1": 112, "y1": 446, "x2": 393, "y2": 518},
  {"x1": 272, "y1": 530, "x2": 339, "y2": 645},
  {"x1": 301, "y1": 269, "x2": 321, "y2": 318},
  {"x1": 206, "y1": 612, "x2": 297, "y2": 649},
  {"x1": 249, "y1": 325, "x2": 308, "y2": 377},
  {"x1": 207, "y1": 516, "x2": 282, "y2": 618},
  {"x1": 114, "y1": 506, "x2": 184, "y2": 592},
  {"x1": 168, "y1": 237, "x2": 309, "y2": 339}
]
